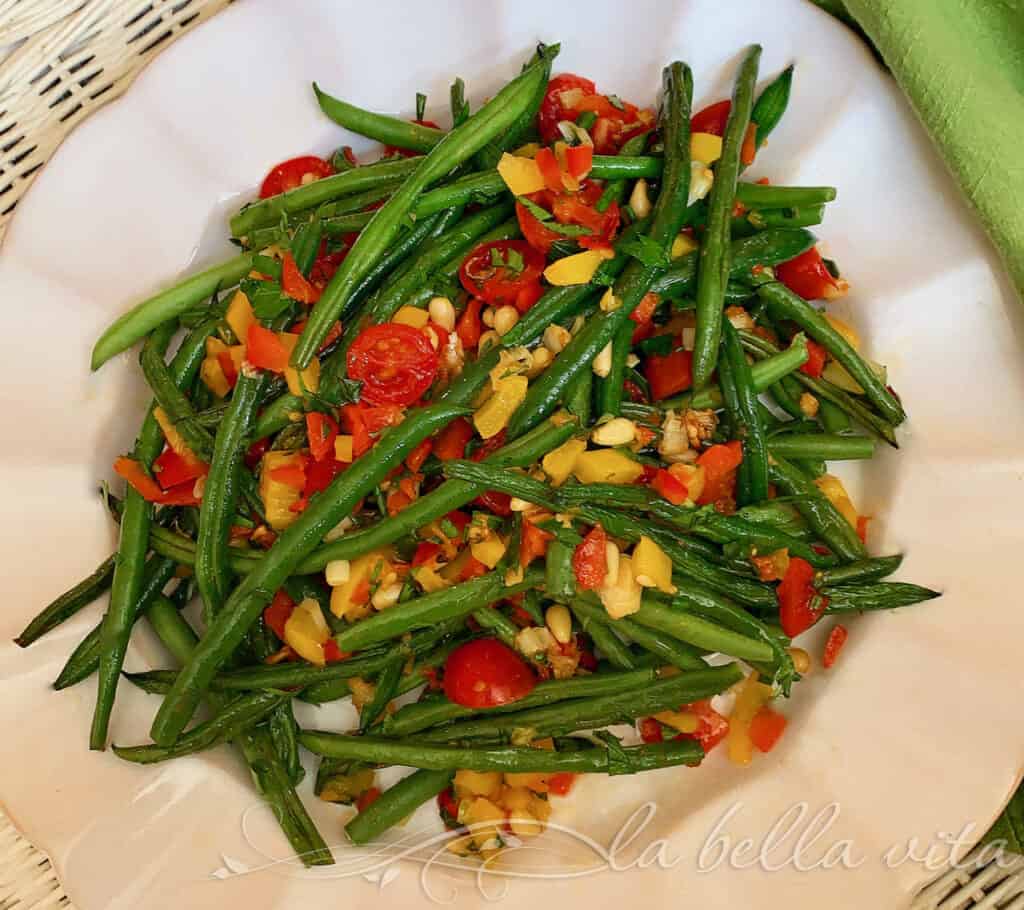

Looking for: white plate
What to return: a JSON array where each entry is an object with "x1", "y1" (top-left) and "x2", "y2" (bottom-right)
[{"x1": 2, "y1": 1, "x2": 1023, "y2": 907}]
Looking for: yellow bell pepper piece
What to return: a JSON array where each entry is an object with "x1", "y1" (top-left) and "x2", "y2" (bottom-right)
[
  {"x1": 473, "y1": 374, "x2": 528, "y2": 439},
  {"x1": 824, "y1": 314, "x2": 861, "y2": 350},
  {"x1": 572, "y1": 449, "x2": 644, "y2": 485},
  {"x1": 632, "y1": 535, "x2": 676, "y2": 594},
  {"x1": 691, "y1": 132, "x2": 723, "y2": 164},
  {"x1": 200, "y1": 356, "x2": 231, "y2": 398},
  {"x1": 226, "y1": 290, "x2": 256, "y2": 342},
  {"x1": 392, "y1": 305, "x2": 429, "y2": 329},
  {"x1": 542, "y1": 437, "x2": 587, "y2": 487},
  {"x1": 497, "y1": 152, "x2": 546, "y2": 195},
  {"x1": 727, "y1": 671, "x2": 774, "y2": 766},
  {"x1": 278, "y1": 332, "x2": 320, "y2": 396},
  {"x1": 283, "y1": 597, "x2": 331, "y2": 666},
  {"x1": 543, "y1": 248, "x2": 615, "y2": 286},
  {"x1": 329, "y1": 549, "x2": 393, "y2": 620},
  {"x1": 471, "y1": 535, "x2": 508, "y2": 569},
  {"x1": 259, "y1": 450, "x2": 305, "y2": 530},
  {"x1": 815, "y1": 474, "x2": 859, "y2": 528},
  {"x1": 671, "y1": 232, "x2": 699, "y2": 259}
]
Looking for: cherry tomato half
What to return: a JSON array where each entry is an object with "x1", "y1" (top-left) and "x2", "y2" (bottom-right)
[
  {"x1": 538, "y1": 73, "x2": 597, "y2": 143},
  {"x1": 346, "y1": 323, "x2": 439, "y2": 406},
  {"x1": 443, "y1": 638, "x2": 537, "y2": 708},
  {"x1": 259, "y1": 155, "x2": 334, "y2": 199},
  {"x1": 459, "y1": 240, "x2": 545, "y2": 312}
]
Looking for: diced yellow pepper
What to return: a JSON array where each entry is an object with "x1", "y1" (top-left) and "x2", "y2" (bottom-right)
[
  {"x1": 504, "y1": 771, "x2": 549, "y2": 793},
  {"x1": 334, "y1": 435, "x2": 354, "y2": 463},
  {"x1": 572, "y1": 449, "x2": 644, "y2": 485},
  {"x1": 824, "y1": 314, "x2": 860, "y2": 351},
  {"x1": 200, "y1": 356, "x2": 231, "y2": 398},
  {"x1": 392, "y1": 305, "x2": 430, "y2": 329},
  {"x1": 283, "y1": 597, "x2": 330, "y2": 666},
  {"x1": 206, "y1": 336, "x2": 229, "y2": 356},
  {"x1": 691, "y1": 132, "x2": 723, "y2": 164},
  {"x1": 542, "y1": 437, "x2": 587, "y2": 487},
  {"x1": 153, "y1": 407, "x2": 197, "y2": 460},
  {"x1": 454, "y1": 770, "x2": 503, "y2": 800},
  {"x1": 497, "y1": 152, "x2": 546, "y2": 195},
  {"x1": 473, "y1": 374, "x2": 528, "y2": 439},
  {"x1": 543, "y1": 248, "x2": 615, "y2": 286},
  {"x1": 439, "y1": 546, "x2": 476, "y2": 582},
  {"x1": 463, "y1": 797, "x2": 506, "y2": 854},
  {"x1": 671, "y1": 232, "x2": 699, "y2": 259},
  {"x1": 278, "y1": 332, "x2": 320, "y2": 396},
  {"x1": 471, "y1": 535, "x2": 508, "y2": 569},
  {"x1": 633, "y1": 535, "x2": 676, "y2": 594},
  {"x1": 259, "y1": 450, "x2": 304, "y2": 530},
  {"x1": 513, "y1": 142, "x2": 540, "y2": 158},
  {"x1": 815, "y1": 474, "x2": 859, "y2": 528},
  {"x1": 226, "y1": 290, "x2": 256, "y2": 342},
  {"x1": 329, "y1": 549, "x2": 393, "y2": 619},
  {"x1": 413, "y1": 565, "x2": 450, "y2": 593},
  {"x1": 598, "y1": 554, "x2": 642, "y2": 618},
  {"x1": 654, "y1": 709, "x2": 699, "y2": 734},
  {"x1": 727, "y1": 671, "x2": 774, "y2": 766}
]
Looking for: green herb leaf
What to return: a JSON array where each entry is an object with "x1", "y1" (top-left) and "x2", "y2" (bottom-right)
[
  {"x1": 638, "y1": 334, "x2": 674, "y2": 357},
  {"x1": 505, "y1": 247, "x2": 525, "y2": 272},
  {"x1": 517, "y1": 196, "x2": 553, "y2": 222},
  {"x1": 606, "y1": 94, "x2": 626, "y2": 112},
  {"x1": 619, "y1": 234, "x2": 671, "y2": 268},
  {"x1": 416, "y1": 92, "x2": 427, "y2": 122}
]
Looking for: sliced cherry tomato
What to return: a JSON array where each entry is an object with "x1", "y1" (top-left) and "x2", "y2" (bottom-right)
[
  {"x1": 247, "y1": 324, "x2": 289, "y2": 373},
  {"x1": 551, "y1": 193, "x2": 620, "y2": 251},
  {"x1": 777, "y1": 556, "x2": 828, "y2": 637},
  {"x1": 433, "y1": 417, "x2": 475, "y2": 461},
  {"x1": 639, "y1": 717, "x2": 664, "y2": 744},
  {"x1": 516, "y1": 200, "x2": 565, "y2": 255},
  {"x1": 749, "y1": 707, "x2": 788, "y2": 753},
  {"x1": 822, "y1": 624, "x2": 849, "y2": 669},
  {"x1": 443, "y1": 638, "x2": 537, "y2": 708},
  {"x1": 347, "y1": 323, "x2": 439, "y2": 406},
  {"x1": 309, "y1": 240, "x2": 348, "y2": 291},
  {"x1": 538, "y1": 74, "x2": 597, "y2": 143},
  {"x1": 455, "y1": 298, "x2": 484, "y2": 350},
  {"x1": 281, "y1": 251, "x2": 320, "y2": 304},
  {"x1": 520, "y1": 520, "x2": 553, "y2": 568},
  {"x1": 459, "y1": 240, "x2": 545, "y2": 311},
  {"x1": 355, "y1": 787, "x2": 382, "y2": 812},
  {"x1": 384, "y1": 119, "x2": 440, "y2": 158},
  {"x1": 306, "y1": 412, "x2": 338, "y2": 462},
  {"x1": 800, "y1": 339, "x2": 828, "y2": 378},
  {"x1": 572, "y1": 524, "x2": 608, "y2": 590},
  {"x1": 691, "y1": 100, "x2": 731, "y2": 137},
  {"x1": 263, "y1": 590, "x2": 295, "y2": 641},
  {"x1": 776, "y1": 247, "x2": 842, "y2": 300},
  {"x1": 696, "y1": 441, "x2": 743, "y2": 507},
  {"x1": 153, "y1": 448, "x2": 208, "y2": 491},
  {"x1": 405, "y1": 437, "x2": 433, "y2": 472},
  {"x1": 651, "y1": 468, "x2": 689, "y2": 505},
  {"x1": 645, "y1": 347, "x2": 693, "y2": 401},
  {"x1": 259, "y1": 155, "x2": 333, "y2": 199},
  {"x1": 547, "y1": 773, "x2": 577, "y2": 797}
]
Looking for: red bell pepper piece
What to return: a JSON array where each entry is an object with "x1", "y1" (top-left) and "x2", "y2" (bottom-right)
[
  {"x1": 822, "y1": 624, "x2": 849, "y2": 669},
  {"x1": 535, "y1": 146, "x2": 565, "y2": 192},
  {"x1": 305, "y1": 412, "x2": 338, "y2": 462},
  {"x1": 749, "y1": 707, "x2": 788, "y2": 753},
  {"x1": 644, "y1": 348, "x2": 693, "y2": 401},
  {"x1": 405, "y1": 437, "x2": 433, "y2": 472},
  {"x1": 455, "y1": 298, "x2": 484, "y2": 350},
  {"x1": 776, "y1": 556, "x2": 828, "y2": 637},
  {"x1": 696, "y1": 441, "x2": 743, "y2": 507},
  {"x1": 572, "y1": 524, "x2": 608, "y2": 590},
  {"x1": 153, "y1": 448, "x2": 208, "y2": 491},
  {"x1": 639, "y1": 717, "x2": 664, "y2": 744},
  {"x1": 547, "y1": 773, "x2": 577, "y2": 796},
  {"x1": 800, "y1": 339, "x2": 828, "y2": 378},
  {"x1": 520, "y1": 520, "x2": 553, "y2": 568},
  {"x1": 775, "y1": 247, "x2": 843, "y2": 300},
  {"x1": 564, "y1": 145, "x2": 593, "y2": 179},
  {"x1": 281, "y1": 251, "x2": 320, "y2": 304},
  {"x1": 691, "y1": 100, "x2": 731, "y2": 136},
  {"x1": 650, "y1": 468, "x2": 689, "y2": 505},
  {"x1": 246, "y1": 324, "x2": 289, "y2": 373},
  {"x1": 263, "y1": 590, "x2": 295, "y2": 641},
  {"x1": 433, "y1": 417, "x2": 475, "y2": 461}
]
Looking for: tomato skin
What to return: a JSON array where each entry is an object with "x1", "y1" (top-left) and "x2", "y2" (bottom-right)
[
  {"x1": 800, "y1": 339, "x2": 828, "y2": 378},
  {"x1": 776, "y1": 556, "x2": 828, "y2": 637},
  {"x1": 749, "y1": 707, "x2": 788, "y2": 753},
  {"x1": 443, "y1": 638, "x2": 537, "y2": 708},
  {"x1": 645, "y1": 347, "x2": 693, "y2": 401},
  {"x1": 346, "y1": 323, "x2": 439, "y2": 406},
  {"x1": 696, "y1": 441, "x2": 743, "y2": 507},
  {"x1": 547, "y1": 773, "x2": 576, "y2": 796},
  {"x1": 434, "y1": 417, "x2": 475, "y2": 461},
  {"x1": 822, "y1": 624, "x2": 849, "y2": 669},
  {"x1": 412, "y1": 541, "x2": 443, "y2": 568},
  {"x1": 516, "y1": 200, "x2": 564, "y2": 255},
  {"x1": 259, "y1": 156, "x2": 334, "y2": 198},
  {"x1": 263, "y1": 590, "x2": 295, "y2": 641},
  {"x1": 691, "y1": 100, "x2": 731, "y2": 136},
  {"x1": 459, "y1": 240, "x2": 545, "y2": 310},
  {"x1": 776, "y1": 247, "x2": 841, "y2": 300},
  {"x1": 572, "y1": 524, "x2": 608, "y2": 590},
  {"x1": 281, "y1": 251, "x2": 320, "y2": 304},
  {"x1": 455, "y1": 298, "x2": 484, "y2": 350},
  {"x1": 639, "y1": 717, "x2": 664, "y2": 744},
  {"x1": 538, "y1": 74, "x2": 597, "y2": 143}
]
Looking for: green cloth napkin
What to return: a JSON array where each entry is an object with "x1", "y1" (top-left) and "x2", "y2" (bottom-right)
[{"x1": 821, "y1": 0, "x2": 1024, "y2": 299}]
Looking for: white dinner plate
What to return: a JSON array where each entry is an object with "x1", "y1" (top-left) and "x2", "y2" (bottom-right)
[{"x1": 2, "y1": 1, "x2": 1023, "y2": 907}]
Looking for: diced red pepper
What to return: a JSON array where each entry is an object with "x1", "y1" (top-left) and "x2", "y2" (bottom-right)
[
  {"x1": 535, "y1": 146, "x2": 565, "y2": 192},
  {"x1": 405, "y1": 437, "x2": 433, "y2": 472},
  {"x1": 412, "y1": 541, "x2": 443, "y2": 568},
  {"x1": 645, "y1": 348, "x2": 693, "y2": 401},
  {"x1": 303, "y1": 456, "x2": 344, "y2": 497},
  {"x1": 458, "y1": 554, "x2": 489, "y2": 581},
  {"x1": 434, "y1": 417, "x2": 475, "y2": 461},
  {"x1": 856, "y1": 516, "x2": 870, "y2": 544},
  {"x1": 651, "y1": 468, "x2": 689, "y2": 505},
  {"x1": 153, "y1": 448, "x2": 208, "y2": 491},
  {"x1": 691, "y1": 100, "x2": 731, "y2": 137},
  {"x1": 800, "y1": 339, "x2": 828, "y2": 378},
  {"x1": 683, "y1": 699, "x2": 730, "y2": 752},
  {"x1": 263, "y1": 590, "x2": 295, "y2": 641},
  {"x1": 216, "y1": 350, "x2": 239, "y2": 388},
  {"x1": 114, "y1": 456, "x2": 201, "y2": 506},
  {"x1": 355, "y1": 787, "x2": 382, "y2": 813},
  {"x1": 776, "y1": 556, "x2": 828, "y2": 637},
  {"x1": 281, "y1": 251, "x2": 320, "y2": 304},
  {"x1": 564, "y1": 145, "x2": 593, "y2": 179},
  {"x1": 696, "y1": 441, "x2": 743, "y2": 507},
  {"x1": 305, "y1": 412, "x2": 338, "y2": 462},
  {"x1": 749, "y1": 707, "x2": 788, "y2": 753},
  {"x1": 456, "y1": 298, "x2": 484, "y2": 350},
  {"x1": 547, "y1": 773, "x2": 577, "y2": 796},
  {"x1": 268, "y1": 459, "x2": 308, "y2": 489},
  {"x1": 572, "y1": 524, "x2": 608, "y2": 590},
  {"x1": 822, "y1": 624, "x2": 849, "y2": 669},
  {"x1": 639, "y1": 716, "x2": 664, "y2": 744},
  {"x1": 776, "y1": 247, "x2": 842, "y2": 301},
  {"x1": 520, "y1": 520, "x2": 554, "y2": 568},
  {"x1": 740, "y1": 122, "x2": 757, "y2": 166},
  {"x1": 246, "y1": 324, "x2": 289, "y2": 373}
]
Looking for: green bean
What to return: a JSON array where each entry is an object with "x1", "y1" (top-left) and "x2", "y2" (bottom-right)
[
  {"x1": 502, "y1": 286, "x2": 601, "y2": 348},
  {"x1": 742, "y1": 205, "x2": 825, "y2": 231},
  {"x1": 508, "y1": 62, "x2": 693, "y2": 438},
  {"x1": 294, "y1": 46, "x2": 558, "y2": 367},
  {"x1": 596, "y1": 131, "x2": 651, "y2": 213},
  {"x1": 767, "y1": 434, "x2": 874, "y2": 461},
  {"x1": 333, "y1": 569, "x2": 540, "y2": 654},
  {"x1": 268, "y1": 701, "x2": 305, "y2": 786},
  {"x1": 736, "y1": 501, "x2": 810, "y2": 538},
  {"x1": 565, "y1": 368, "x2": 593, "y2": 425},
  {"x1": 767, "y1": 373, "x2": 806, "y2": 419},
  {"x1": 359, "y1": 655, "x2": 404, "y2": 732},
  {"x1": 144, "y1": 595, "x2": 197, "y2": 665},
  {"x1": 569, "y1": 599, "x2": 705, "y2": 671},
  {"x1": 140, "y1": 343, "x2": 215, "y2": 459},
  {"x1": 661, "y1": 333, "x2": 807, "y2": 410},
  {"x1": 346, "y1": 769, "x2": 453, "y2": 846},
  {"x1": 818, "y1": 398, "x2": 852, "y2": 434},
  {"x1": 115, "y1": 691, "x2": 288, "y2": 764},
  {"x1": 150, "y1": 402, "x2": 469, "y2": 746},
  {"x1": 756, "y1": 280, "x2": 905, "y2": 425},
  {"x1": 720, "y1": 319, "x2": 769, "y2": 503},
  {"x1": 419, "y1": 664, "x2": 742, "y2": 743},
  {"x1": 382, "y1": 669, "x2": 657, "y2": 737},
  {"x1": 818, "y1": 555, "x2": 903, "y2": 587},
  {"x1": 768, "y1": 454, "x2": 867, "y2": 562},
  {"x1": 16, "y1": 554, "x2": 115, "y2": 648},
  {"x1": 734, "y1": 184, "x2": 835, "y2": 209},
  {"x1": 692, "y1": 45, "x2": 761, "y2": 389},
  {"x1": 571, "y1": 605, "x2": 639, "y2": 670},
  {"x1": 470, "y1": 607, "x2": 519, "y2": 647},
  {"x1": 749, "y1": 65, "x2": 794, "y2": 146},
  {"x1": 301, "y1": 732, "x2": 704, "y2": 774},
  {"x1": 824, "y1": 582, "x2": 940, "y2": 613},
  {"x1": 345, "y1": 203, "x2": 514, "y2": 347},
  {"x1": 443, "y1": 460, "x2": 557, "y2": 509},
  {"x1": 232, "y1": 156, "x2": 422, "y2": 237},
  {"x1": 626, "y1": 598, "x2": 773, "y2": 663},
  {"x1": 55, "y1": 556, "x2": 177, "y2": 690},
  {"x1": 196, "y1": 373, "x2": 266, "y2": 621},
  {"x1": 545, "y1": 535, "x2": 578, "y2": 603},
  {"x1": 91, "y1": 254, "x2": 254, "y2": 369},
  {"x1": 315, "y1": 84, "x2": 444, "y2": 152},
  {"x1": 596, "y1": 319, "x2": 635, "y2": 419},
  {"x1": 450, "y1": 77, "x2": 470, "y2": 127},
  {"x1": 311, "y1": 179, "x2": 406, "y2": 222}
]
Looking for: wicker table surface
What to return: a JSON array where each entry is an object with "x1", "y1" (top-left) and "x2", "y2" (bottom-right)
[{"x1": 0, "y1": 2, "x2": 1019, "y2": 908}]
